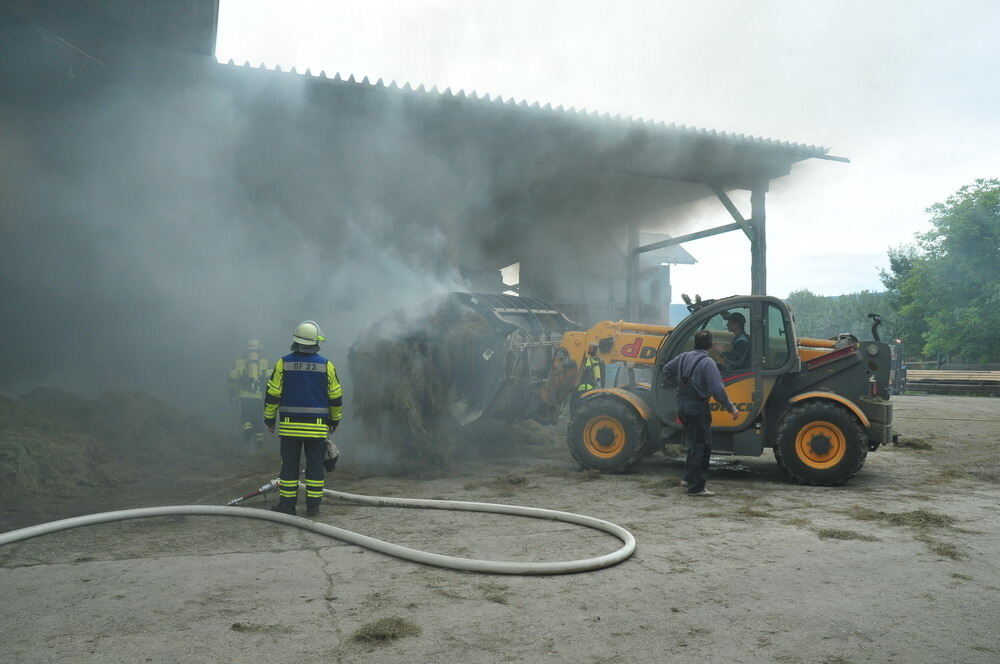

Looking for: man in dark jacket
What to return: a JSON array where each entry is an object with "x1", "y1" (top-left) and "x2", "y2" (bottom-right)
[
  {"x1": 661, "y1": 330, "x2": 739, "y2": 496},
  {"x1": 264, "y1": 320, "x2": 343, "y2": 517},
  {"x1": 721, "y1": 312, "x2": 751, "y2": 372}
]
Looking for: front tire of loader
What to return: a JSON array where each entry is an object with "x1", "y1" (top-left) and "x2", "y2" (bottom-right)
[
  {"x1": 775, "y1": 401, "x2": 867, "y2": 486},
  {"x1": 567, "y1": 395, "x2": 648, "y2": 473}
]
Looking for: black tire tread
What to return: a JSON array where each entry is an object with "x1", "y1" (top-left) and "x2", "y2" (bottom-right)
[
  {"x1": 774, "y1": 401, "x2": 867, "y2": 486},
  {"x1": 567, "y1": 395, "x2": 648, "y2": 473}
]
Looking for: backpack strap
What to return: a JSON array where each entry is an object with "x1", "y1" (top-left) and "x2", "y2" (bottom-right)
[
  {"x1": 681, "y1": 353, "x2": 709, "y2": 384},
  {"x1": 678, "y1": 353, "x2": 710, "y2": 399}
]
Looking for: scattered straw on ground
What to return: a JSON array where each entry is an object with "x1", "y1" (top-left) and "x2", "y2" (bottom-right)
[
  {"x1": 894, "y1": 436, "x2": 934, "y2": 450},
  {"x1": 0, "y1": 388, "x2": 233, "y2": 499},
  {"x1": 352, "y1": 617, "x2": 421, "y2": 642},
  {"x1": 816, "y1": 528, "x2": 879, "y2": 541},
  {"x1": 640, "y1": 477, "x2": 683, "y2": 496},
  {"x1": 735, "y1": 506, "x2": 775, "y2": 519},
  {"x1": 539, "y1": 466, "x2": 602, "y2": 482},
  {"x1": 846, "y1": 506, "x2": 957, "y2": 529},
  {"x1": 915, "y1": 535, "x2": 963, "y2": 560},
  {"x1": 477, "y1": 581, "x2": 510, "y2": 604}
]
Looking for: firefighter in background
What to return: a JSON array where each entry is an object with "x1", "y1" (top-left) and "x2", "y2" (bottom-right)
[
  {"x1": 264, "y1": 320, "x2": 343, "y2": 517},
  {"x1": 229, "y1": 339, "x2": 270, "y2": 449},
  {"x1": 571, "y1": 343, "x2": 604, "y2": 414}
]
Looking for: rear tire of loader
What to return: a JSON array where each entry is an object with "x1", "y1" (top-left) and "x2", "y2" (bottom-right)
[
  {"x1": 567, "y1": 395, "x2": 648, "y2": 473},
  {"x1": 775, "y1": 401, "x2": 867, "y2": 486}
]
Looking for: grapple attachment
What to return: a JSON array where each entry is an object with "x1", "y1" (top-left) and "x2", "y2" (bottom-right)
[
  {"x1": 445, "y1": 293, "x2": 578, "y2": 424},
  {"x1": 349, "y1": 292, "x2": 577, "y2": 430}
]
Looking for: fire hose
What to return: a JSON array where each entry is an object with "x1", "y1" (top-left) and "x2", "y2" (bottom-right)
[{"x1": 0, "y1": 480, "x2": 636, "y2": 575}]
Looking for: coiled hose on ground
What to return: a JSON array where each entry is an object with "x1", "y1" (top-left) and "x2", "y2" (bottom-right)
[{"x1": 0, "y1": 486, "x2": 636, "y2": 575}]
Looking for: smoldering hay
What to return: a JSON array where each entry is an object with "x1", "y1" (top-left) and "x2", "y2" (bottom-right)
[
  {"x1": 348, "y1": 295, "x2": 559, "y2": 474},
  {"x1": 349, "y1": 295, "x2": 488, "y2": 471}
]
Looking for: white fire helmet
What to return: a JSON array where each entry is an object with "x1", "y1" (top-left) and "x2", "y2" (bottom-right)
[{"x1": 292, "y1": 320, "x2": 326, "y2": 345}]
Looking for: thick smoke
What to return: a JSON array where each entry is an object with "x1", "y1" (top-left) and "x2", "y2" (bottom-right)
[
  {"x1": 1, "y1": 48, "x2": 721, "y2": 458},
  {"x1": 1, "y1": 59, "x2": 474, "y2": 418}
]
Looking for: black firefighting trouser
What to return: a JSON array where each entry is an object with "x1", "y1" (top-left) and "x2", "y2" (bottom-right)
[
  {"x1": 277, "y1": 436, "x2": 325, "y2": 507},
  {"x1": 679, "y1": 398, "x2": 712, "y2": 494},
  {"x1": 239, "y1": 397, "x2": 265, "y2": 445}
]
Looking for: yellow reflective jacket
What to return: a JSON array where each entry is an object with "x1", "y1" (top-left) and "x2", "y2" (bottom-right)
[
  {"x1": 578, "y1": 356, "x2": 603, "y2": 392},
  {"x1": 229, "y1": 355, "x2": 271, "y2": 399}
]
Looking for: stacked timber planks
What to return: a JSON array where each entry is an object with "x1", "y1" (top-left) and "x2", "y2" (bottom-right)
[{"x1": 906, "y1": 369, "x2": 1000, "y2": 396}]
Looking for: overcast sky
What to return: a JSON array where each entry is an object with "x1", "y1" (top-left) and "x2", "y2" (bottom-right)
[{"x1": 215, "y1": 0, "x2": 999, "y2": 301}]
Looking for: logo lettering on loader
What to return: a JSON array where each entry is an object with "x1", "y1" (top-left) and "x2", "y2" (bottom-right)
[
  {"x1": 711, "y1": 402, "x2": 753, "y2": 412},
  {"x1": 620, "y1": 337, "x2": 658, "y2": 359}
]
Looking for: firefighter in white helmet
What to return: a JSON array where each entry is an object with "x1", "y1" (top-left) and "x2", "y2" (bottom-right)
[
  {"x1": 228, "y1": 339, "x2": 270, "y2": 449},
  {"x1": 263, "y1": 321, "x2": 343, "y2": 517}
]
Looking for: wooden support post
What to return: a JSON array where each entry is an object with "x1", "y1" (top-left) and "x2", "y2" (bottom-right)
[
  {"x1": 626, "y1": 221, "x2": 639, "y2": 321},
  {"x1": 663, "y1": 264, "x2": 672, "y2": 325},
  {"x1": 445, "y1": 213, "x2": 462, "y2": 279},
  {"x1": 750, "y1": 184, "x2": 767, "y2": 295},
  {"x1": 710, "y1": 185, "x2": 753, "y2": 240}
]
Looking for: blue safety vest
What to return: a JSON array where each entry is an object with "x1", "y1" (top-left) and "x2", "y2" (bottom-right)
[{"x1": 278, "y1": 351, "x2": 331, "y2": 417}]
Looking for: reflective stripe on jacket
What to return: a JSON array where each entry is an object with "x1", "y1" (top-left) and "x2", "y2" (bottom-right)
[{"x1": 577, "y1": 356, "x2": 603, "y2": 392}]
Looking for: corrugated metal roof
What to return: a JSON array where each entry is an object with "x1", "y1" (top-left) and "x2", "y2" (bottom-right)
[{"x1": 220, "y1": 59, "x2": 830, "y2": 159}]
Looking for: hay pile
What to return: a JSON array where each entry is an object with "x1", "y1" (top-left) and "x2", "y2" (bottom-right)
[
  {"x1": 349, "y1": 297, "x2": 543, "y2": 475},
  {"x1": 350, "y1": 298, "x2": 488, "y2": 473},
  {"x1": 0, "y1": 395, "x2": 118, "y2": 496},
  {"x1": 0, "y1": 388, "x2": 232, "y2": 499}
]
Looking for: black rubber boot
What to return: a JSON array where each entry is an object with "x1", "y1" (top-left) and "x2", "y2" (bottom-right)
[
  {"x1": 305, "y1": 501, "x2": 320, "y2": 517},
  {"x1": 271, "y1": 501, "x2": 297, "y2": 515}
]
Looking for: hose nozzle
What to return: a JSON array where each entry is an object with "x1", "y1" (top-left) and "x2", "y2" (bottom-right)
[{"x1": 226, "y1": 478, "x2": 281, "y2": 506}]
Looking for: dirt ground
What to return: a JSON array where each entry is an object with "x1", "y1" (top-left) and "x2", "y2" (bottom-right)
[{"x1": 1, "y1": 394, "x2": 998, "y2": 664}]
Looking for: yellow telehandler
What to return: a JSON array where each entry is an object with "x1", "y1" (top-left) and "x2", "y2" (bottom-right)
[
  {"x1": 547, "y1": 295, "x2": 893, "y2": 485},
  {"x1": 359, "y1": 292, "x2": 894, "y2": 486}
]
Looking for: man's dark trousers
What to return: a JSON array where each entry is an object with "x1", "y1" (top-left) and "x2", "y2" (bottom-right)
[
  {"x1": 278, "y1": 436, "x2": 325, "y2": 509},
  {"x1": 679, "y1": 398, "x2": 712, "y2": 493}
]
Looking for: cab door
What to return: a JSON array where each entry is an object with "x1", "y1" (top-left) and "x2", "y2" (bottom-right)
[{"x1": 652, "y1": 297, "x2": 798, "y2": 445}]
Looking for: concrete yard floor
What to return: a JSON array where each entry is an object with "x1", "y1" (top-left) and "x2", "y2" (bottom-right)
[{"x1": 1, "y1": 395, "x2": 999, "y2": 663}]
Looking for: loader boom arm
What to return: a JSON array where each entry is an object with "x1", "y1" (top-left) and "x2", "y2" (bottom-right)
[
  {"x1": 533, "y1": 321, "x2": 672, "y2": 416},
  {"x1": 562, "y1": 320, "x2": 672, "y2": 368},
  {"x1": 534, "y1": 318, "x2": 847, "y2": 418}
]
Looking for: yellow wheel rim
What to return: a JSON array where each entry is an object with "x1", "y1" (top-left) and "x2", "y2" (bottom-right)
[
  {"x1": 583, "y1": 416, "x2": 626, "y2": 459},
  {"x1": 795, "y1": 420, "x2": 847, "y2": 469}
]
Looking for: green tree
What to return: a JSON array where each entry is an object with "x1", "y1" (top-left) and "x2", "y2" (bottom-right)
[
  {"x1": 786, "y1": 289, "x2": 897, "y2": 341},
  {"x1": 880, "y1": 178, "x2": 1000, "y2": 363}
]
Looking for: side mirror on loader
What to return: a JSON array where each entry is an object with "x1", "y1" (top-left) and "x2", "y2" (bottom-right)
[{"x1": 867, "y1": 313, "x2": 883, "y2": 342}]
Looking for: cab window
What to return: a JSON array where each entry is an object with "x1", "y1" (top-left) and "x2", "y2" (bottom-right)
[
  {"x1": 764, "y1": 304, "x2": 791, "y2": 368},
  {"x1": 668, "y1": 306, "x2": 751, "y2": 375},
  {"x1": 708, "y1": 306, "x2": 751, "y2": 375}
]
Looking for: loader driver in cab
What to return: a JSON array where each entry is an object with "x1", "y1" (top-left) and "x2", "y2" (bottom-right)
[{"x1": 719, "y1": 311, "x2": 751, "y2": 373}]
